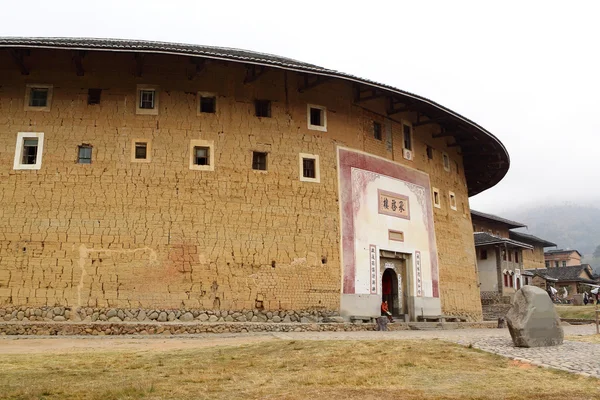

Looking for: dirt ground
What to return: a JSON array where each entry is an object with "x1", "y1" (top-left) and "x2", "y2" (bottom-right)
[
  {"x1": 0, "y1": 324, "x2": 595, "y2": 355},
  {"x1": 0, "y1": 334, "x2": 274, "y2": 354}
]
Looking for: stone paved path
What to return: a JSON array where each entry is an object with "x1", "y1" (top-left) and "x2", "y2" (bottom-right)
[{"x1": 456, "y1": 336, "x2": 600, "y2": 378}]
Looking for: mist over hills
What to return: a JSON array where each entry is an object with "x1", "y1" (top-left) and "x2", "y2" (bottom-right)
[{"x1": 501, "y1": 203, "x2": 600, "y2": 270}]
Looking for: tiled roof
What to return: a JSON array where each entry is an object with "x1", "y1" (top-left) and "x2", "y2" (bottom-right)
[
  {"x1": 509, "y1": 231, "x2": 556, "y2": 248},
  {"x1": 473, "y1": 232, "x2": 533, "y2": 249},
  {"x1": 545, "y1": 249, "x2": 583, "y2": 257},
  {"x1": 471, "y1": 210, "x2": 526, "y2": 229},
  {"x1": 533, "y1": 265, "x2": 596, "y2": 283},
  {"x1": 0, "y1": 37, "x2": 510, "y2": 197}
]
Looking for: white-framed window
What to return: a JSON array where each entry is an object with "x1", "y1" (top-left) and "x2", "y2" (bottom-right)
[
  {"x1": 307, "y1": 104, "x2": 327, "y2": 132},
  {"x1": 131, "y1": 139, "x2": 152, "y2": 162},
  {"x1": 449, "y1": 191, "x2": 457, "y2": 211},
  {"x1": 432, "y1": 187, "x2": 441, "y2": 209},
  {"x1": 402, "y1": 122, "x2": 413, "y2": 151},
  {"x1": 24, "y1": 84, "x2": 53, "y2": 112},
  {"x1": 198, "y1": 92, "x2": 217, "y2": 115},
  {"x1": 299, "y1": 153, "x2": 320, "y2": 183},
  {"x1": 442, "y1": 152, "x2": 450, "y2": 172},
  {"x1": 136, "y1": 84, "x2": 159, "y2": 115},
  {"x1": 189, "y1": 139, "x2": 215, "y2": 171},
  {"x1": 13, "y1": 132, "x2": 44, "y2": 170}
]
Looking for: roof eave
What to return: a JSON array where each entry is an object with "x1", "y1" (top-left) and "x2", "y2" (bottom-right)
[{"x1": 0, "y1": 37, "x2": 510, "y2": 197}]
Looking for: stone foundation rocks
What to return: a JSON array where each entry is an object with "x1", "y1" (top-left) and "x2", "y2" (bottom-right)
[{"x1": 0, "y1": 307, "x2": 338, "y2": 324}]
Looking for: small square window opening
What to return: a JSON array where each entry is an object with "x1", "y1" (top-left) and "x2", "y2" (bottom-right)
[
  {"x1": 29, "y1": 88, "x2": 48, "y2": 107},
  {"x1": 310, "y1": 107, "x2": 323, "y2": 127},
  {"x1": 443, "y1": 152, "x2": 450, "y2": 171},
  {"x1": 139, "y1": 90, "x2": 155, "y2": 109},
  {"x1": 449, "y1": 191, "x2": 457, "y2": 210},
  {"x1": 303, "y1": 158, "x2": 316, "y2": 179},
  {"x1": 87, "y1": 89, "x2": 102, "y2": 105},
  {"x1": 255, "y1": 100, "x2": 271, "y2": 118},
  {"x1": 432, "y1": 187, "x2": 441, "y2": 209},
  {"x1": 78, "y1": 145, "x2": 92, "y2": 164},
  {"x1": 373, "y1": 122, "x2": 382, "y2": 141},
  {"x1": 194, "y1": 146, "x2": 210, "y2": 166},
  {"x1": 252, "y1": 152, "x2": 268, "y2": 171},
  {"x1": 200, "y1": 96, "x2": 216, "y2": 113},
  {"x1": 135, "y1": 142, "x2": 148, "y2": 160},
  {"x1": 22, "y1": 138, "x2": 39, "y2": 165},
  {"x1": 481, "y1": 249, "x2": 488, "y2": 260},
  {"x1": 403, "y1": 124, "x2": 412, "y2": 150},
  {"x1": 426, "y1": 145, "x2": 433, "y2": 160}
]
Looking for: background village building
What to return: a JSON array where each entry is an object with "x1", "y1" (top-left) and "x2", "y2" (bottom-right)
[
  {"x1": 0, "y1": 38, "x2": 511, "y2": 323},
  {"x1": 529, "y1": 265, "x2": 597, "y2": 303},
  {"x1": 544, "y1": 249, "x2": 582, "y2": 268},
  {"x1": 471, "y1": 210, "x2": 559, "y2": 320},
  {"x1": 509, "y1": 231, "x2": 557, "y2": 271}
]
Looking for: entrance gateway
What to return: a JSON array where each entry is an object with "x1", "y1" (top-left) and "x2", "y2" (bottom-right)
[
  {"x1": 381, "y1": 251, "x2": 409, "y2": 320},
  {"x1": 338, "y1": 148, "x2": 442, "y2": 321}
]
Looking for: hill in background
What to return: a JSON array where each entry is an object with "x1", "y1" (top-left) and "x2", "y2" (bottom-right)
[{"x1": 501, "y1": 204, "x2": 600, "y2": 272}]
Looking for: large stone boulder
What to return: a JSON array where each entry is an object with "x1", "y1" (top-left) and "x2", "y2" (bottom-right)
[{"x1": 506, "y1": 286, "x2": 564, "y2": 347}]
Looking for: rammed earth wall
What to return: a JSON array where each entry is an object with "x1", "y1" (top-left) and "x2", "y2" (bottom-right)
[{"x1": 0, "y1": 49, "x2": 482, "y2": 320}]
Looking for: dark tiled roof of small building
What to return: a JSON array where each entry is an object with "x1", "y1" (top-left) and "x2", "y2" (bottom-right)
[
  {"x1": 473, "y1": 232, "x2": 533, "y2": 249},
  {"x1": 509, "y1": 231, "x2": 557, "y2": 248},
  {"x1": 0, "y1": 37, "x2": 510, "y2": 197},
  {"x1": 544, "y1": 249, "x2": 583, "y2": 257},
  {"x1": 533, "y1": 264, "x2": 596, "y2": 283},
  {"x1": 470, "y1": 210, "x2": 526, "y2": 229}
]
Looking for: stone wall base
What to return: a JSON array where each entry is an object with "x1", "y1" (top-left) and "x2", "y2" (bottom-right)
[
  {"x1": 0, "y1": 306, "x2": 339, "y2": 324},
  {"x1": 0, "y1": 321, "x2": 497, "y2": 336}
]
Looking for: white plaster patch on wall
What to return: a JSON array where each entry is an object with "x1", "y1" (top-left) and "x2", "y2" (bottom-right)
[{"x1": 351, "y1": 168, "x2": 433, "y2": 296}]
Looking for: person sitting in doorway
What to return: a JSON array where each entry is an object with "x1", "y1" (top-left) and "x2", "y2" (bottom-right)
[{"x1": 381, "y1": 300, "x2": 394, "y2": 323}]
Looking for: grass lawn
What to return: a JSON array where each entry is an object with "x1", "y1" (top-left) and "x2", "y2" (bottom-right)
[
  {"x1": 556, "y1": 305, "x2": 598, "y2": 320},
  {"x1": 1, "y1": 340, "x2": 599, "y2": 400},
  {"x1": 567, "y1": 334, "x2": 600, "y2": 344}
]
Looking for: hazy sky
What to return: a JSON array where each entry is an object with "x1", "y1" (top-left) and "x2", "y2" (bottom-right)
[{"x1": 2, "y1": 0, "x2": 598, "y2": 213}]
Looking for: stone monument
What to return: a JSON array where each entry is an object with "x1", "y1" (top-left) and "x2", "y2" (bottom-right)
[{"x1": 506, "y1": 286, "x2": 563, "y2": 347}]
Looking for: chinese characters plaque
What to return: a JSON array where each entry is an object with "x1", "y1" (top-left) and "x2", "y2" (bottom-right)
[
  {"x1": 377, "y1": 190, "x2": 410, "y2": 220},
  {"x1": 369, "y1": 244, "x2": 377, "y2": 294},
  {"x1": 415, "y1": 250, "x2": 423, "y2": 297}
]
